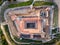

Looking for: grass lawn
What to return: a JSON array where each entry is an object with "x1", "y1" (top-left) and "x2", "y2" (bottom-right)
[
  {"x1": 53, "y1": 7, "x2": 58, "y2": 27},
  {"x1": 33, "y1": 1, "x2": 55, "y2": 6},
  {"x1": 8, "y1": 0, "x2": 33, "y2": 8}
]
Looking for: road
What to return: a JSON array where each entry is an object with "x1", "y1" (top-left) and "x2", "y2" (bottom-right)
[{"x1": 54, "y1": 0, "x2": 60, "y2": 31}]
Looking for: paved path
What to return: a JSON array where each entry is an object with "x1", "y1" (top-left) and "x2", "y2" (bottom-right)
[{"x1": 54, "y1": 0, "x2": 60, "y2": 31}]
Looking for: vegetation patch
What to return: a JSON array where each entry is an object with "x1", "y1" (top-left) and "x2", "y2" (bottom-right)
[
  {"x1": 52, "y1": 28, "x2": 57, "y2": 34},
  {"x1": 0, "y1": 28, "x2": 8, "y2": 45},
  {"x1": 14, "y1": 36, "x2": 42, "y2": 44},
  {"x1": 3, "y1": 25, "x2": 16, "y2": 45},
  {"x1": 43, "y1": 33, "x2": 60, "y2": 45},
  {"x1": 53, "y1": 6, "x2": 58, "y2": 27},
  {"x1": 0, "y1": 0, "x2": 3, "y2": 5},
  {"x1": 43, "y1": 38, "x2": 56, "y2": 45},
  {"x1": 54, "y1": 33, "x2": 60, "y2": 39},
  {"x1": 8, "y1": 0, "x2": 33, "y2": 8},
  {"x1": 33, "y1": 1, "x2": 55, "y2": 6}
]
